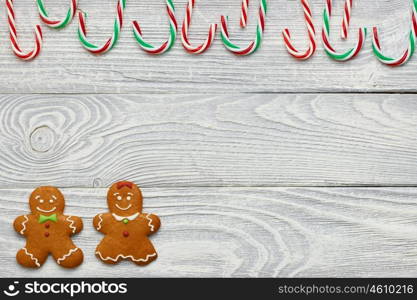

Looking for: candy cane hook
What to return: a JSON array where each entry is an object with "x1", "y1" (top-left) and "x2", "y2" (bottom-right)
[
  {"x1": 181, "y1": 0, "x2": 217, "y2": 54},
  {"x1": 37, "y1": 0, "x2": 77, "y2": 29},
  {"x1": 322, "y1": 0, "x2": 367, "y2": 61},
  {"x1": 220, "y1": 0, "x2": 267, "y2": 56},
  {"x1": 282, "y1": 0, "x2": 316, "y2": 60},
  {"x1": 371, "y1": 0, "x2": 417, "y2": 67},
  {"x1": 6, "y1": 0, "x2": 43, "y2": 60},
  {"x1": 133, "y1": 0, "x2": 178, "y2": 54},
  {"x1": 78, "y1": 0, "x2": 126, "y2": 54}
]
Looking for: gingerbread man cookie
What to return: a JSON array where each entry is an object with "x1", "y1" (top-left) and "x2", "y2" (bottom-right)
[
  {"x1": 93, "y1": 181, "x2": 161, "y2": 265},
  {"x1": 13, "y1": 186, "x2": 83, "y2": 268}
]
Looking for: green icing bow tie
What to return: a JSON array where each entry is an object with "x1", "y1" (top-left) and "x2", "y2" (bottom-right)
[{"x1": 38, "y1": 214, "x2": 57, "y2": 224}]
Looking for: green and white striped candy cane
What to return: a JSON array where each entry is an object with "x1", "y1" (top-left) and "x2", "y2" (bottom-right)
[
  {"x1": 78, "y1": 0, "x2": 126, "y2": 54},
  {"x1": 220, "y1": 0, "x2": 267, "y2": 56},
  {"x1": 322, "y1": 0, "x2": 367, "y2": 61},
  {"x1": 371, "y1": 0, "x2": 417, "y2": 67},
  {"x1": 132, "y1": 0, "x2": 178, "y2": 54},
  {"x1": 37, "y1": 0, "x2": 77, "y2": 29}
]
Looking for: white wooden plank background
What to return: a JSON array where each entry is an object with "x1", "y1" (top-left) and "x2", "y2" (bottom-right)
[
  {"x1": 0, "y1": 0, "x2": 417, "y2": 278},
  {"x1": 0, "y1": 0, "x2": 414, "y2": 93},
  {"x1": 0, "y1": 94, "x2": 417, "y2": 188}
]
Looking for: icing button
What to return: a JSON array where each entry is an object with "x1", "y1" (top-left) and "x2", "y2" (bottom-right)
[
  {"x1": 44, "y1": 232, "x2": 49, "y2": 237},
  {"x1": 123, "y1": 231, "x2": 129, "y2": 237},
  {"x1": 45, "y1": 223, "x2": 50, "y2": 229},
  {"x1": 123, "y1": 219, "x2": 129, "y2": 224}
]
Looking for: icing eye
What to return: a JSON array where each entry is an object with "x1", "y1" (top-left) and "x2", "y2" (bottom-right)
[
  {"x1": 117, "y1": 196, "x2": 122, "y2": 201},
  {"x1": 39, "y1": 199, "x2": 44, "y2": 203},
  {"x1": 126, "y1": 196, "x2": 131, "y2": 201},
  {"x1": 49, "y1": 199, "x2": 54, "y2": 203}
]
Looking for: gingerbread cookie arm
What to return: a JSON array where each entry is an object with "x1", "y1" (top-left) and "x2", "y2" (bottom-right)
[
  {"x1": 14, "y1": 215, "x2": 30, "y2": 236},
  {"x1": 142, "y1": 213, "x2": 161, "y2": 235},
  {"x1": 64, "y1": 215, "x2": 83, "y2": 235},
  {"x1": 93, "y1": 213, "x2": 112, "y2": 233}
]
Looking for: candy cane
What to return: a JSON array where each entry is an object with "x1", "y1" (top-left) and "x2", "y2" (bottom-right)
[
  {"x1": 322, "y1": 0, "x2": 367, "y2": 61},
  {"x1": 6, "y1": 0, "x2": 43, "y2": 60},
  {"x1": 282, "y1": 0, "x2": 316, "y2": 60},
  {"x1": 37, "y1": 0, "x2": 77, "y2": 29},
  {"x1": 181, "y1": 0, "x2": 217, "y2": 54},
  {"x1": 371, "y1": 0, "x2": 417, "y2": 67},
  {"x1": 220, "y1": 0, "x2": 267, "y2": 56},
  {"x1": 133, "y1": 0, "x2": 177, "y2": 54},
  {"x1": 240, "y1": 0, "x2": 249, "y2": 28},
  {"x1": 341, "y1": 0, "x2": 352, "y2": 39},
  {"x1": 78, "y1": 0, "x2": 126, "y2": 54}
]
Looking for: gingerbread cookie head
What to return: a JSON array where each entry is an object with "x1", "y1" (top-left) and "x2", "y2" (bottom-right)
[
  {"x1": 29, "y1": 186, "x2": 65, "y2": 216},
  {"x1": 107, "y1": 181, "x2": 143, "y2": 217}
]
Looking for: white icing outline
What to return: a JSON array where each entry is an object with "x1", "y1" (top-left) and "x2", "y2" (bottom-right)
[
  {"x1": 145, "y1": 214, "x2": 155, "y2": 232},
  {"x1": 66, "y1": 216, "x2": 76, "y2": 234},
  {"x1": 97, "y1": 213, "x2": 104, "y2": 230},
  {"x1": 22, "y1": 247, "x2": 40, "y2": 267},
  {"x1": 57, "y1": 247, "x2": 79, "y2": 265},
  {"x1": 96, "y1": 251, "x2": 156, "y2": 263},
  {"x1": 20, "y1": 215, "x2": 29, "y2": 235},
  {"x1": 115, "y1": 203, "x2": 132, "y2": 211},
  {"x1": 36, "y1": 206, "x2": 56, "y2": 213}
]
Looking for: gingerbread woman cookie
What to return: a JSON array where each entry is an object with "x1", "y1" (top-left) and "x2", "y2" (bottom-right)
[
  {"x1": 13, "y1": 186, "x2": 83, "y2": 268},
  {"x1": 93, "y1": 181, "x2": 161, "y2": 265}
]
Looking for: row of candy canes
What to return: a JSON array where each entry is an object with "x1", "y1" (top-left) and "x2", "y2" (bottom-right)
[{"x1": 6, "y1": 0, "x2": 417, "y2": 66}]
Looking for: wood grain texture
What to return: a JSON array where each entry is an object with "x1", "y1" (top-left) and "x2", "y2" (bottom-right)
[
  {"x1": 0, "y1": 0, "x2": 414, "y2": 93},
  {"x1": 1, "y1": 187, "x2": 417, "y2": 277},
  {"x1": 0, "y1": 94, "x2": 417, "y2": 187}
]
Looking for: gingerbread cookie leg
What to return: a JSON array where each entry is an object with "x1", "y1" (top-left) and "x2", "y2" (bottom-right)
[
  {"x1": 16, "y1": 246, "x2": 48, "y2": 268},
  {"x1": 95, "y1": 237, "x2": 122, "y2": 265},
  {"x1": 131, "y1": 238, "x2": 158, "y2": 266},
  {"x1": 95, "y1": 244, "x2": 157, "y2": 266},
  {"x1": 96, "y1": 236, "x2": 158, "y2": 266},
  {"x1": 51, "y1": 243, "x2": 83, "y2": 268},
  {"x1": 132, "y1": 252, "x2": 158, "y2": 266}
]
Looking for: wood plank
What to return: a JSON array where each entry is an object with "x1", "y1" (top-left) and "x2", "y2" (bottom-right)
[
  {"x1": 1, "y1": 94, "x2": 417, "y2": 187},
  {"x1": 1, "y1": 187, "x2": 417, "y2": 277},
  {"x1": 0, "y1": 0, "x2": 414, "y2": 93}
]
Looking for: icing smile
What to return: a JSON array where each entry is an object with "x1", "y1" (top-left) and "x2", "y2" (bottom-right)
[
  {"x1": 115, "y1": 203, "x2": 132, "y2": 211},
  {"x1": 36, "y1": 206, "x2": 56, "y2": 213}
]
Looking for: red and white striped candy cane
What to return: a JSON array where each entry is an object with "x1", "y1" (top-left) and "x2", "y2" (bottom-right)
[
  {"x1": 240, "y1": 0, "x2": 249, "y2": 28},
  {"x1": 282, "y1": 0, "x2": 316, "y2": 60},
  {"x1": 6, "y1": 0, "x2": 43, "y2": 60},
  {"x1": 181, "y1": 0, "x2": 217, "y2": 54},
  {"x1": 341, "y1": 0, "x2": 352, "y2": 39}
]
